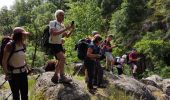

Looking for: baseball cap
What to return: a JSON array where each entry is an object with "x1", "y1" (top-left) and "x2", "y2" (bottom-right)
[
  {"x1": 91, "y1": 31, "x2": 99, "y2": 36},
  {"x1": 13, "y1": 27, "x2": 30, "y2": 35}
]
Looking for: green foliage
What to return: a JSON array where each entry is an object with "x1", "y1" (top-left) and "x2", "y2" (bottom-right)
[
  {"x1": 26, "y1": 43, "x2": 46, "y2": 67},
  {"x1": 134, "y1": 39, "x2": 170, "y2": 77},
  {"x1": 67, "y1": 0, "x2": 103, "y2": 35}
]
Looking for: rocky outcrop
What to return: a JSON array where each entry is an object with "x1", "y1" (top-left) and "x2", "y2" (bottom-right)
[
  {"x1": 34, "y1": 72, "x2": 90, "y2": 100},
  {"x1": 105, "y1": 72, "x2": 170, "y2": 100},
  {"x1": 106, "y1": 73, "x2": 155, "y2": 100}
]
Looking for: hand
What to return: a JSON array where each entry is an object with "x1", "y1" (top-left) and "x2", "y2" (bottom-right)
[
  {"x1": 137, "y1": 58, "x2": 141, "y2": 61},
  {"x1": 111, "y1": 45, "x2": 116, "y2": 48},
  {"x1": 96, "y1": 54, "x2": 101, "y2": 58}
]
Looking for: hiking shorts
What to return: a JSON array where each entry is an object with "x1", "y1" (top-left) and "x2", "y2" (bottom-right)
[
  {"x1": 130, "y1": 62, "x2": 138, "y2": 69},
  {"x1": 105, "y1": 52, "x2": 114, "y2": 61},
  {"x1": 49, "y1": 44, "x2": 64, "y2": 55}
]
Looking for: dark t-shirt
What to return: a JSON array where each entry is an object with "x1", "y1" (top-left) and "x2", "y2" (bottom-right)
[{"x1": 86, "y1": 44, "x2": 100, "y2": 60}]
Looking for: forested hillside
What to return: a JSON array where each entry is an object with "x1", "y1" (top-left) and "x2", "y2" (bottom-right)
[{"x1": 0, "y1": 0, "x2": 170, "y2": 78}]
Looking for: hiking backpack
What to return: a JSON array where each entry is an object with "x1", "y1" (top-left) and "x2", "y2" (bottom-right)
[
  {"x1": 75, "y1": 39, "x2": 90, "y2": 60},
  {"x1": 0, "y1": 36, "x2": 26, "y2": 68},
  {"x1": 40, "y1": 22, "x2": 57, "y2": 53},
  {"x1": 0, "y1": 36, "x2": 13, "y2": 66}
]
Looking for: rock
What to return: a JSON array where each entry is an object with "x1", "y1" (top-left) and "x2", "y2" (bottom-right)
[
  {"x1": 145, "y1": 75, "x2": 163, "y2": 82},
  {"x1": 106, "y1": 73, "x2": 155, "y2": 100},
  {"x1": 141, "y1": 79, "x2": 162, "y2": 90},
  {"x1": 146, "y1": 85, "x2": 168, "y2": 100},
  {"x1": 34, "y1": 72, "x2": 90, "y2": 100},
  {"x1": 0, "y1": 75, "x2": 12, "y2": 100},
  {"x1": 72, "y1": 63, "x2": 85, "y2": 76},
  {"x1": 163, "y1": 79, "x2": 170, "y2": 96}
]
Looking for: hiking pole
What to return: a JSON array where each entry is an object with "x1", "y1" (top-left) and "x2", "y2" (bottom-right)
[
  {"x1": 5, "y1": 92, "x2": 12, "y2": 100},
  {"x1": 0, "y1": 80, "x2": 7, "y2": 88}
]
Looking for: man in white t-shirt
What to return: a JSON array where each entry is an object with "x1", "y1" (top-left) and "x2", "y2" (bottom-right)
[{"x1": 50, "y1": 9, "x2": 74, "y2": 83}]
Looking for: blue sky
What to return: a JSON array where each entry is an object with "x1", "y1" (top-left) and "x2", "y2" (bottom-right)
[{"x1": 0, "y1": 0, "x2": 15, "y2": 9}]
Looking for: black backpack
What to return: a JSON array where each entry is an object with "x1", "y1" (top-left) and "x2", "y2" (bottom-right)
[
  {"x1": 40, "y1": 22, "x2": 57, "y2": 53},
  {"x1": 76, "y1": 39, "x2": 90, "y2": 60},
  {"x1": 0, "y1": 36, "x2": 14, "y2": 66}
]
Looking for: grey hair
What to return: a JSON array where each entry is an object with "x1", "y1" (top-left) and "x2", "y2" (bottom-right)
[{"x1": 55, "y1": 9, "x2": 64, "y2": 18}]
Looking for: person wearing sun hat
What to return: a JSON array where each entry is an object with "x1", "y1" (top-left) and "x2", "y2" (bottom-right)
[{"x1": 2, "y1": 27, "x2": 30, "y2": 100}]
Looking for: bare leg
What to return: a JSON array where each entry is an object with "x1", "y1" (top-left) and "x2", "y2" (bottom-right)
[{"x1": 55, "y1": 52, "x2": 65, "y2": 75}]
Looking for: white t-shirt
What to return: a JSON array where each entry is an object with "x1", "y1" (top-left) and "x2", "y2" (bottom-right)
[
  {"x1": 116, "y1": 57, "x2": 125, "y2": 68},
  {"x1": 49, "y1": 20, "x2": 65, "y2": 44}
]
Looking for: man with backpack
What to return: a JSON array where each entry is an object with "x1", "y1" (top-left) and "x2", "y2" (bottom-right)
[{"x1": 50, "y1": 9, "x2": 75, "y2": 84}]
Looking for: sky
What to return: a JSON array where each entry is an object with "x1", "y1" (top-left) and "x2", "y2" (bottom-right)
[{"x1": 0, "y1": 0, "x2": 15, "y2": 10}]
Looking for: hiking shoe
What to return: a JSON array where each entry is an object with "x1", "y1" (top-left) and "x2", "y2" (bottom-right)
[
  {"x1": 59, "y1": 75, "x2": 72, "y2": 83},
  {"x1": 51, "y1": 75, "x2": 58, "y2": 84},
  {"x1": 88, "y1": 89, "x2": 96, "y2": 95}
]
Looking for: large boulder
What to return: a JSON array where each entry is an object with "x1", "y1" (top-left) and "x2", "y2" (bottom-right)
[
  {"x1": 141, "y1": 75, "x2": 170, "y2": 99},
  {"x1": 34, "y1": 72, "x2": 90, "y2": 100},
  {"x1": 106, "y1": 73, "x2": 155, "y2": 100}
]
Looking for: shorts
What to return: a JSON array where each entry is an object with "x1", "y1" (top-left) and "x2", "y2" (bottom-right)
[
  {"x1": 105, "y1": 52, "x2": 114, "y2": 61},
  {"x1": 49, "y1": 44, "x2": 64, "y2": 55},
  {"x1": 130, "y1": 62, "x2": 138, "y2": 69}
]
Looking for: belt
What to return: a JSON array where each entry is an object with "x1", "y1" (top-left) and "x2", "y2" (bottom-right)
[{"x1": 8, "y1": 65, "x2": 27, "y2": 74}]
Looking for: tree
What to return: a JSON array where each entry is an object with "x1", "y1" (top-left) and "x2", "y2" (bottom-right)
[{"x1": 0, "y1": 7, "x2": 14, "y2": 35}]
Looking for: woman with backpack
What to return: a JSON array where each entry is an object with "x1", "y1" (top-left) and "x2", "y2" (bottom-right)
[
  {"x1": 84, "y1": 36, "x2": 102, "y2": 94},
  {"x1": 2, "y1": 27, "x2": 30, "y2": 100}
]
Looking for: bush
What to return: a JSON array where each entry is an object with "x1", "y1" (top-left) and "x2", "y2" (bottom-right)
[{"x1": 134, "y1": 39, "x2": 170, "y2": 78}]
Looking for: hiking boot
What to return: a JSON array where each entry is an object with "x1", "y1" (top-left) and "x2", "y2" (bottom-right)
[
  {"x1": 51, "y1": 74, "x2": 59, "y2": 84},
  {"x1": 59, "y1": 75, "x2": 72, "y2": 83},
  {"x1": 132, "y1": 73, "x2": 137, "y2": 79}
]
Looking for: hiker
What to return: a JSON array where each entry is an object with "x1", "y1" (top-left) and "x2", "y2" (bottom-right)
[
  {"x1": 2, "y1": 27, "x2": 30, "y2": 100},
  {"x1": 101, "y1": 34, "x2": 116, "y2": 72},
  {"x1": 49, "y1": 9, "x2": 75, "y2": 84},
  {"x1": 115, "y1": 54, "x2": 127, "y2": 75},
  {"x1": 91, "y1": 32, "x2": 105, "y2": 88},
  {"x1": 128, "y1": 48, "x2": 140, "y2": 78},
  {"x1": 84, "y1": 36, "x2": 102, "y2": 94}
]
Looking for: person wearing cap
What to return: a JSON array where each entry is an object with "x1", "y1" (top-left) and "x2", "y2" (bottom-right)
[
  {"x1": 128, "y1": 48, "x2": 140, "y2": 78},
  {"x1": 101, "y1": 34, "x2": 116, "y2": 72},
  {"x1": 84, "y1": 36, "x2": 103, "y2": 94},
  {"x1": 49, "y1": 9, "x2": 75, "y2": 84},
  {"x1": 2, "y1": 27, "x2": 30, "y2": 100}
]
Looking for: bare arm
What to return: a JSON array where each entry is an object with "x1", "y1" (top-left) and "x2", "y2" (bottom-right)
[
  {"x1": 50, "y1": 27, "x2": 69, "y2": 36},
  {"x1": 87, "y1": 48, "x2": 100, "y2": 59}
]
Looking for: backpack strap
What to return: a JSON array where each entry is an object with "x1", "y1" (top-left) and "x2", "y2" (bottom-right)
[{"x1": 7, "y1": 41, "x2": 16, "y2": 65}]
